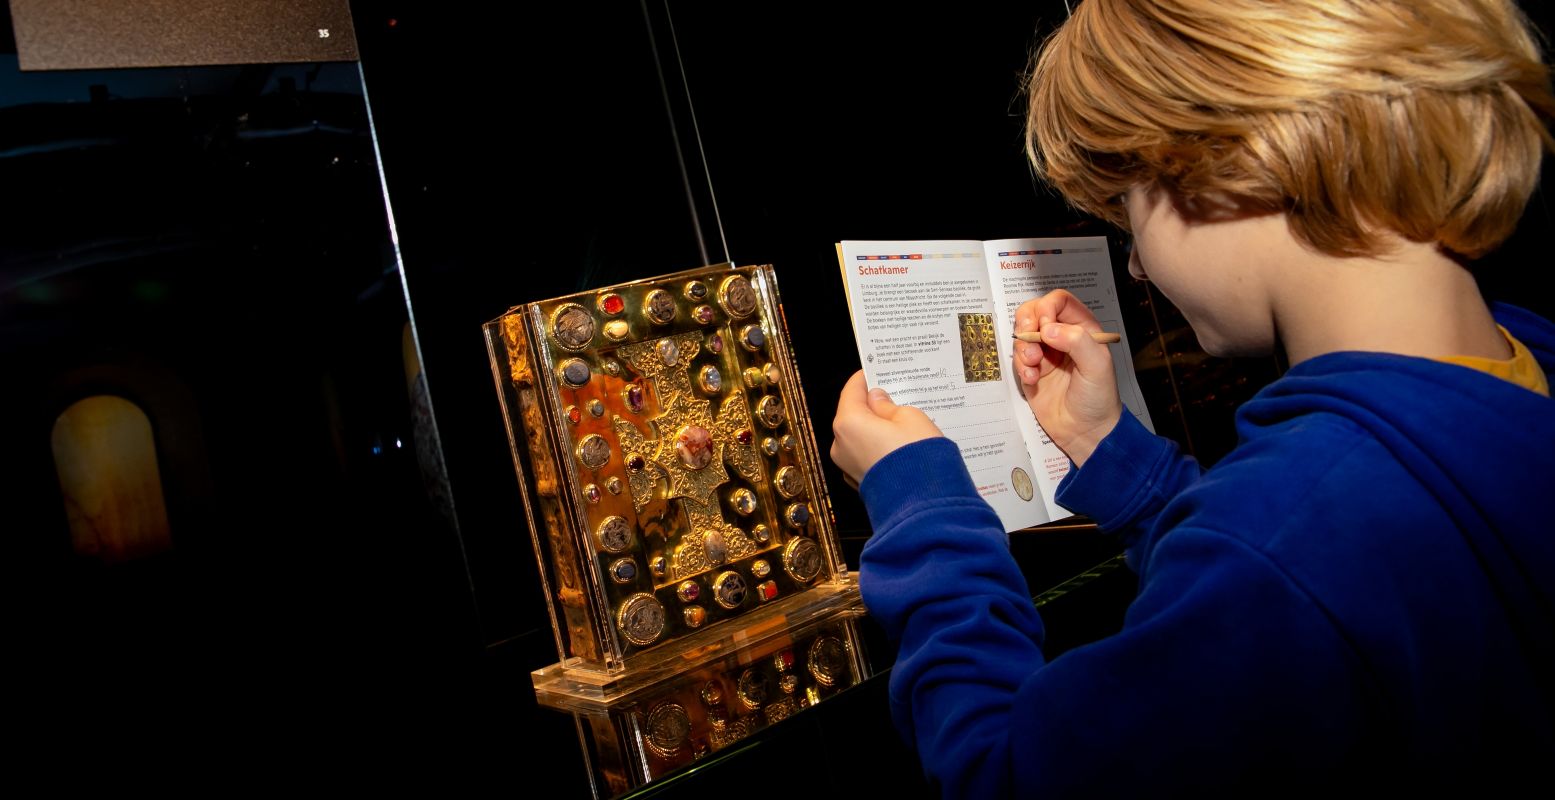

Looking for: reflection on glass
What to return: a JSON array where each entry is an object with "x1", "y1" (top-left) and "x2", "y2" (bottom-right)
[
  {"x1": 1, "y1": 50, "x2": 456, "y2": 688},
  {"x1": 537, "y1": 609, "x2": 870, "y2": 798},
  {"x1": 52, "y1": 395, "x2": 173, "y2": 563}
]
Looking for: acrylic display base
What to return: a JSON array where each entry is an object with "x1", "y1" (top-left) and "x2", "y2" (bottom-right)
[
  {"x1": 532, "y1": 580, "x2": 860, "y2": 704},
  {"x1": 534, "y1": 600, "x2": 870, "y2": 798}
]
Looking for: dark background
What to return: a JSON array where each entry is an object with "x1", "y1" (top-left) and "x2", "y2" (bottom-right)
[{"x1": 3, "y1": 0, "x2": 1551, "y2": 790}]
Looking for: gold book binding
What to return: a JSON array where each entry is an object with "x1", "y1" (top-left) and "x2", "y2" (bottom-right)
[{"x1": 485, "y1": 263, "x2": 858, "y2": 700}]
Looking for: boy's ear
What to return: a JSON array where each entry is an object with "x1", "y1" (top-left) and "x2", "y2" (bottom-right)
[{"x1": 1171, "y1": 188, "x2": 1277, "y2": 224}]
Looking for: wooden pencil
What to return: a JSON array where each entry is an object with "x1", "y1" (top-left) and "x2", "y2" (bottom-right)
[{"x1": 1012, "y1": 330, "x2": 1122, "y2": 344}]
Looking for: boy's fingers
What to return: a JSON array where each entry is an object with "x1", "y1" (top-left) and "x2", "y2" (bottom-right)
[
  {"x1": 1042, "y1": 322, "x2": 1109, "y2": 375},
  {"x1": 836, "y1": 370, "x2": 870, "y2": 414},
  {"x1": 866, "y1": 387, "x2": 900, "y2": 419}
]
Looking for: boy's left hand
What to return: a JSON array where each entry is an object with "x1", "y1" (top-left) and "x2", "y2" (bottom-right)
[{"x1": 830, "y1": 369, "x2": 946, "y2": 487}]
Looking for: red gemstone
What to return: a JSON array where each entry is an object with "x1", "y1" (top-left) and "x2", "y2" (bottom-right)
[
  {"x1": 627, "y1": 454, "x2": 646, "y2": 472},
  {"x1": 566, "y1": 406, "x2": 582, "y2": 424},
  {"x1": 600, "y1": 293, "x2": 625, "y2": 315},
  {"x1": 707, "y1": 334, "x2": 723, "y2": 354},
  {"x1": 758, "y1": 581, "x2": 779, "y2": 601},
  {"x1": 626, "y1": 384, "x2": 645, "y2": 412},
  {"x1": 736, "y1": 429, "x2": 752, "y2": 445}
]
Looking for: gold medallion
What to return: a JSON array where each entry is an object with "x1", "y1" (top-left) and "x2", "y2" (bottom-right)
[
  {"x1": 550, "y1": 303, "x2": 595, "y2": 351},
  {"x1": 711, "y1": 570, "x2": 747, "y2": 609},
  {"x1": 717, "y1": 275, "x2": 758, "y2": 319},
  {"x1": 577, "y1": 434, "x2": 611, "y2": 470},
  {"x1": 807, "y1": 635, "x2": 849, "y2": 687},
  {"x1": 616, "y1": 593, "x2": 667, "y2": 646},
  {"x1": 1012, "y1": 466, "x2": 1035, "y2": 501},
  {"x1": 596, "y1": 516, "x2": 631, "y2": 553},
  {"x1": 643, "y1": 701, "x2": 692, "y2": 758},
  {"x1": 644, "y1": 289, "x2": 677, "y2": 325},
  {"x1": 774, "y1": 466, "x2": 805, "y2": 499},
  {"x1": 736, "y1": 667, "x2": 768, "y2": 708},
  {"x1": 782, "y1": 537, "x2": 822, "y2": 582},
  {"x1": 756, "y1": 395, "x2": 785, "y2": 429}
]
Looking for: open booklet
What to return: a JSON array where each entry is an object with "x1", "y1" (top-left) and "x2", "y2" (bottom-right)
[{"x1": 837, "y1": 237, "x2": 1154, "y2": 531}]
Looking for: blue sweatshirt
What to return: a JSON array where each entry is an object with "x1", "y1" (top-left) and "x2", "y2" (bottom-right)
[{"x1": 858, "y1": 304, "x2": 1555, "y2": 797}]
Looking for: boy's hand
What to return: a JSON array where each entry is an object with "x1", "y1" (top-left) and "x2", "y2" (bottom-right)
[
  {"x1": 831, "y1": 370, "x2": 945, "y2": 487},
  {"x1": 1014, "y1": 289, "x2": 1123, "y2": 467}
]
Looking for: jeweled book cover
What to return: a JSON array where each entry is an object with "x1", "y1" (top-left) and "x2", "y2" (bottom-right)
[{"x1": 485, "y1": 263, "x2": 856, "y2": 698}]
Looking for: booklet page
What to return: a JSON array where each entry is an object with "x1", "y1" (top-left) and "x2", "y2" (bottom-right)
[
  {"x1": 984, "y1": 236, "x2": 1156, "y2": 518},
  {"x1": 839, "y1": 240, "x2": 1050, "y2": 531}
]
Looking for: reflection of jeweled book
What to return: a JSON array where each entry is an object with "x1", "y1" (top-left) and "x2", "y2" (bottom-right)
[
  {"x1": 485, "y1": 263, "x2": 858, "y2": 702},
  {"x1": 536, "y1": 612, "x2": 868, "y2": 795},
  {"x1": 837, "y1": 238, "x2": 1154, "y2": 531}
]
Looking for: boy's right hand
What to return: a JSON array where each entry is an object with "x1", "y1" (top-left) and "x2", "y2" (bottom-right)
[
  {"x1": 831, "y1": 370, "x2": 945, "y2": 488},
  {"x1": 1014, "y1": 290, "x2": 1124, "y2": 468}
]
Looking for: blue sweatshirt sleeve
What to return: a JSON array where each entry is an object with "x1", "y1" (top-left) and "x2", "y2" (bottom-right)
[
  {"x1": 1055, "y1": 411, "x2": 1203, "y2": 563},
  {"x1": 859, "y1": 437, "x2": 1048, "y2": 796},
  {"x1": 859, "y1": 437, "x2": 1369, "y2": 797}
]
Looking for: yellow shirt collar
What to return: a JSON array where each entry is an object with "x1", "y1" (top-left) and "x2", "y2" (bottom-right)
[{"x1": 1436, "y1": 327, "x2": 1549, "y2": 397}]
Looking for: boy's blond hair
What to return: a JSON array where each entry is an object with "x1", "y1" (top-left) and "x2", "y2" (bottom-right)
[{"x1": 1026, "y1": 0, "x2": 1555, "y2": 258}]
